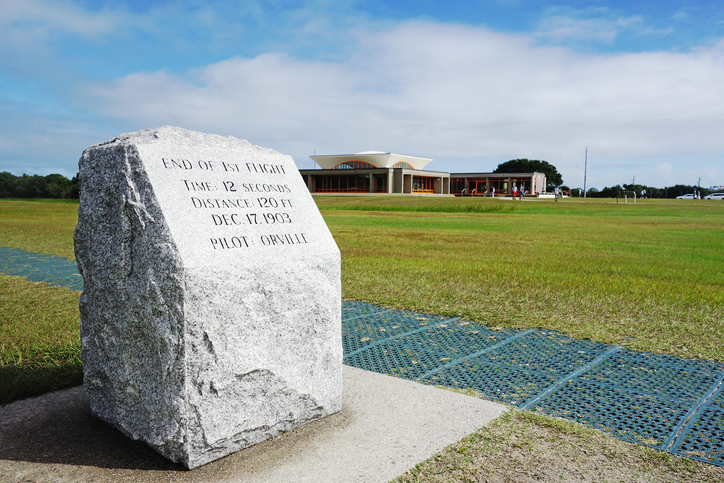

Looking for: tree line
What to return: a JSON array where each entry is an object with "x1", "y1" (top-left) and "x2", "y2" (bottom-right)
[
  {"x1": 0, "y1": 168, "x2": 713, "y2": 200},
  {"x1": 494, "y1": 159, "x2": 562, "y2": 191},
  {"x1": 494, "y1": 160, "x2": 711, "y2": 198},
  {"x1": 0, "y1": 172, "x2": 79, "y2": 199},
  {"x1": 576, "y1": 184, "x2": 711, "y2": 198}
]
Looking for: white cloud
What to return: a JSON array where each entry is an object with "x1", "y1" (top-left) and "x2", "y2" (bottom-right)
[
  {"x1": 0, "y1": 0, "x2": 129, "y2": 82},
  {"x1": 537, "y1": 12, "x2": 640, "y2": 43},
  {"x1": 0, "y1": 0, "x2": 116, "y2": 38},
  {"x1": 655, "y1": 162, "x2": 676, "y2": 186},
  {"x1": 90, "y1": 21, "x2": 724, "y2": 187},
  {"x1": 2, "y1": 1, "x2": 722, "y2": 189},
  {"x1": 535, "y1": 7, "x2": 673, "y2": 44}
]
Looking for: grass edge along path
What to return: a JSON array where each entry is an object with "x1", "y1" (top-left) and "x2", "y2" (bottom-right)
[
  {"x1": 393, "y1": 408, "x2": 724, "y2": 482},
  {"x1": 0, "y1": 273, "x2": 82, "y2": 404}
]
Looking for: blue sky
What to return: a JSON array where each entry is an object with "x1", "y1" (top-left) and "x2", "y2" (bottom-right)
[{"x1": 2, "y1": 0, "x2": 723, "y2": 189}]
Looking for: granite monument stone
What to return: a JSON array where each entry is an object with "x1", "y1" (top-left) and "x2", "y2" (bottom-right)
[{"x1": 74, "y1": 126, "x2": 342, "y2": 469}]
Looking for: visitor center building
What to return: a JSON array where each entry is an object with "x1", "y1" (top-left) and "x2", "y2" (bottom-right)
[{"x1": 299, "y1": 152, "x2": 546, "y2": 197}]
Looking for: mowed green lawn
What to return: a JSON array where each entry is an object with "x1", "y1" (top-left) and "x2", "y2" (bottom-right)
[
  {"x1": 318, "y1": 195, "x2": 724, "y2": 362},
  {"x1": 0, "y1": 200, "x2": 81, "y2": 403},
  {"x1": 1, "y1": 196, "x2": 723, "y2": 405}
]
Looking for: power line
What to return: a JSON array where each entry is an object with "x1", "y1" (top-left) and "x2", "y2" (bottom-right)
[{"x1": 583, "y1": 147, "x2": 588, "y2": 199}]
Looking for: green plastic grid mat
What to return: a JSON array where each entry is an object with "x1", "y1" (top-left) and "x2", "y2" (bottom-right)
[
  {"x1": 0, "y1": 247, "x2": 83, "y2": 290},
  {"x1": 342, "y1": 301, "x2": 724, "y2": 467},
  {"x1": 2, "y1": 247, "x2": 723, "y2": 466}
]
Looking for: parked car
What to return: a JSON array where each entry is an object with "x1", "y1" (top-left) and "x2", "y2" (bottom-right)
[
  {"x1": 704, "y1": 192, "x2": 724, "y2": 200},
  {"x1": 676, "y1": 194, "x2": 695, "y2": 199}
]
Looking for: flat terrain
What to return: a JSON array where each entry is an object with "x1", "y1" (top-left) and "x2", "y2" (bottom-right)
[
  {"x1": 317, "y1": 196, "x2": 724, "y2": 362},
  {"x1": 1, "y1": 197, "x2": 723, "y2": 481}
]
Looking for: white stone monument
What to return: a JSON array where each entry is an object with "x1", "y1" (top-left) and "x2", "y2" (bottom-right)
[{"x1": 74, "y1": 126, "x2": 342, "y2": 469}]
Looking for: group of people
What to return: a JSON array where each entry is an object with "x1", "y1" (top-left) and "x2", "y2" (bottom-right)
[
  {"x1": 462, "y1": 185, "x2": 530, "y2": 198},
  {"x1": 461, "y1": 184, "x2": 573, "y2": 199},
  {"x1": 511, "y1": 185, "x2": 526, "y2": 200}
]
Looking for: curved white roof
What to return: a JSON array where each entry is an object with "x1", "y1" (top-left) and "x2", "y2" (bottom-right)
[{"x1": 310, "y1": 152, "x2": 432, "y2": 170}]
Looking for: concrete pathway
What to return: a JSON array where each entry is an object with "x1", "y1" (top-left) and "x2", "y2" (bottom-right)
[{"x1": 0, "y1": 366, "x2": 505, "y2": 483}]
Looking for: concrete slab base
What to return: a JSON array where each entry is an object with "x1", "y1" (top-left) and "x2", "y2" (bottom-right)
[{"x1": 0, "y1": 366, "x2": 506, "y2": 483}]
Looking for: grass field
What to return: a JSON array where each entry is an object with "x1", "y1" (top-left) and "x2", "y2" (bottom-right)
[
  {"x1": 0, "y1": 198, "x2": 78, "y2": 260},
  {"x1": 0, "y1": 200, "x2": 82, "y2": 403},
  {"x1": 1, "y1": 196, "x2": 723, "y2": 479},
  {"x1": 2, "y1": 196, "x2": 723, "y2": 395},
  {"x1": 0, "y1": 274, "x2": 81, "y2": 403},
  {"x1": 317, "y1": 195, "x2": 724, "y2": 362}
]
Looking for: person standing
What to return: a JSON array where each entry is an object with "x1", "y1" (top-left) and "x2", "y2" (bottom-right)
[
  {"x1": 512, "y1": 184, "x2": 518, "y2": 200},
  {"x1": 554, "y1": 186, "x2": 559, "y2": 201}
]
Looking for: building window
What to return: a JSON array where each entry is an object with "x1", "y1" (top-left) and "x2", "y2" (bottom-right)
[
  {"x1": 450, "y1": 178, "x2": 487, "y2": 195},
  {"x1": 451, "y1": 178, "x2": 466, "y2": 194},
  {"x1": 392, "y1": 162, "x2": 413, "y2": 169},
  {"x1": 412, "y1": 176, "x2": 435, "y2": 193},
  {"x1": 332, "y1": 161, "x2": 377, "y2": 169},
  {"x1": 375, "y1": 175, "x2": 387, "y2": 192},
  {"x1": 485, "y1": 177, "x2": 508, "y2": 195},
  {"x1": 314, "y1": 174, "x2": 370, "y2": 192}
]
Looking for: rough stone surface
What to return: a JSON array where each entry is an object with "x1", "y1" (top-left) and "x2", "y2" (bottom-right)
[{"x1": 73, "y1": 126, "x2": 342, "y2": 469}]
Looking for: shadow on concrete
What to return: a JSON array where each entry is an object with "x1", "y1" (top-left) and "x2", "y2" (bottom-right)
[
  {"x1": 0, "y1": 363, "x2": 83, "y2": 405},
  {"x1": 0, "y1": 367, "x2": 508, "y2": 482},
  {"x1": 0, "y1": 385, "x2": 182, "y2": 471}
]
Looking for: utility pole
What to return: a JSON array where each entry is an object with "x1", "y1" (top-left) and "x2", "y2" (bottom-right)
[
  {"x1": 632, "y1": 176, "x2": 635, "y2": 186},
  {"x1": 583, "y1": 147, "x2": 588, "y2": 198}
]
